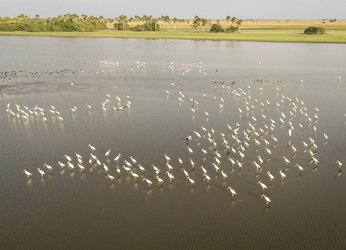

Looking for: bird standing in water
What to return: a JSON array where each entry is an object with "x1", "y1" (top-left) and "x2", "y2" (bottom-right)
[{"x1": 227, "y1": 186, "x2": 237, "y2": 197}]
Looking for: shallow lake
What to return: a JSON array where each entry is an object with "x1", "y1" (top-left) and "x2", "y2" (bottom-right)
[{"x1": 1, "y1": 36, "x2": 346, "y2": 249}]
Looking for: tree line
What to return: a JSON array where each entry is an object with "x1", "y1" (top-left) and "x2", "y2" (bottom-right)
[
  {"x1": 0, "y1": 14, "x2": 107, "y2": 32},
  {"x1": 0, "y1": 13, "x2": 242, "y2": 33}
]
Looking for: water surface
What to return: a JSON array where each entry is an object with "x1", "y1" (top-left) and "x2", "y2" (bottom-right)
[{"x1": 1, "y1": 36, "x2": 346, "y2": 249}]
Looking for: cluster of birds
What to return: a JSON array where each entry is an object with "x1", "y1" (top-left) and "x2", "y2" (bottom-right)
[
  {"x1": 161, "y1": 61, "x2": 207, "y2": 76},
  {"x1": 0, "y1": 59, "x2": 209, "y2": 88},
  {"x1": 15, "y1": 59, "x2": 344, "y2": 208},
  {"x1": 0, "y1": 69, "x2": 86, "y2": 85},
  {"x1": 5, "y1": 94, "x2": 131, "y2": 125},
  {"x1": 163, "y1": 81, "x2": 344, "y2": 206}
]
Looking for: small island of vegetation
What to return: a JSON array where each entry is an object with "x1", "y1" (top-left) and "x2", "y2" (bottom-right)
[{"x1": 304, "y1": 26, "x2": 326, "y2": 35}]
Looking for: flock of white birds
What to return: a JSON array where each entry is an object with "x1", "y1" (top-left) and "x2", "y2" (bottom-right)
[{"x1": 7, "y1": 61, "x2": 343, "y2": 208}]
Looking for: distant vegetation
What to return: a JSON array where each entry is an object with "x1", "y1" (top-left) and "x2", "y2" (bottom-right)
[
  {"x1": 0, "y1": 14, "x2": 107, "y2": 32},
  {"x1": 0, "y1": 13, "x2": 243, "y2": 33},
  {"x1": 304, "y1": 26, "x2": 326, "y2": 35}
]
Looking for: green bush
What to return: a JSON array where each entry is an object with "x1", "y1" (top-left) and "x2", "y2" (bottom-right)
[
  {"x1": 210, "y1": 24, "x2": 224, "y2": 33},
  {"x1": 304, "y1": 26, "x2": 326, "y2": 35},
  {"x1": 133, "y1": 22, "x2": 159, "y2": 31},
  {"x1": 1, "y1": 23, "x2": 15, "y2": 31},
  {"x1": 225, "y1": 25, "x2": 238, "y2": 33}
]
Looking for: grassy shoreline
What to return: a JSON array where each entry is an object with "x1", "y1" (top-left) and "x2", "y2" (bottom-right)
[{"x1": 1, "y1": 20, "x2": 345, "y2": 43}]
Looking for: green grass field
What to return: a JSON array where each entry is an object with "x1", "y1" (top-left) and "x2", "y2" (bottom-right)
[{"x1": 1, "y1": 20, "x2": 345, "y2": 43}]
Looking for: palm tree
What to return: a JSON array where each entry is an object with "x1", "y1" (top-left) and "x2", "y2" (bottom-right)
[
  {"x1": 160, "y1": 15, "x2": 165, "y2": 31},
  {"x1": 173, "y1": 17, "x2": 177, "y2": 31},
  {"x1": 193, "y1": 16, "x2": 200, "y2": 32},
  {"x1": 226, "y1": 16, "x2": 231, "y2": 24},
  {"x1": 201, "y1": 18, "x2": 208, "y2": 32},
  {"x1": 72, "y1": 14, "x2": 79, "y2": 23},
  {"x1": 231, "y1": 17, "x2": 237, "y2": 25},
  {"x1": 236, "y1": 19, "x2": 243, "y2": 31},
  {"x1": 164, "y1": 15, "x2": 170, "y2": 31},
  {"x1": 119, "y1": 15, "x2": 128, "y2": 30}
]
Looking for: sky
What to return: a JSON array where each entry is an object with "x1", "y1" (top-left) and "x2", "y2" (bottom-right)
[{"x1": 2, "y1": 0, "x2": 345, "y2": 20}]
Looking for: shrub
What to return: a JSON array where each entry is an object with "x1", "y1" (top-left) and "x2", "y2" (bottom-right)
[
  {"x1": 304, "y1": 26, "x2": 326, "y2": 35},
  {"x1": 225, "y1": 25, "x2": 238, "y2": 33},
  {"x1": 210, "y1": 24, "x2": 224, "y2": 33}
]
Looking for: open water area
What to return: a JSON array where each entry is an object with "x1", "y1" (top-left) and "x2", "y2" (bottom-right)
[{"x1": 1, "y1": 36, "x2": 346, "y2": 249}]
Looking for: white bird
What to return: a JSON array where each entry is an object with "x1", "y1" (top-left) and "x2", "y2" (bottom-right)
[
  {"x1": 124, "y1": 160, "x2": 132, "y2": 168},
  {"x1": 221, "y1": 170, "x2": 228, "y2": 180},
  {"x1": 105, "y1": 149, "x2": 111, "y2": 157},
  {"x1": 265, "y1": 148, "x2": 272, "y2": 155},
  {"x1": 187, "y1": 146, "x2": 193, "y2": 154},
  {"x1": 257, "y1": 155, "x2": 264, "y2": 165},
  {"x1": 200, "y1": 166, "x2": 207, "y2": 174},
  {"x1": 336, "y1": 160, "x2": 343, "y2": 169},
  {"x1": 166, "y1": 163, "x2": 173, "y2": 171},
  {"x1": 212, "y1": 163, "x2": 220, "y2": 172},
  {"x1": 114, "y1": 153, "x2": 122, "y2": 162},
  {"x1": 138, "y1": 164, "x2": 145, "y2": 172},
  {"x1": 103, "y1": 163, "x2": 109, "y2": 172},
  {"x1": 143, "y1": 178, "x2": 152, "y2": 187},
  {"x1": 295, "y1": 164, "x2": 304, "y2": 172},
  {"x1": 75, "y1": 152, "x2": 82, "y2": 159},
  {"x1": 279, "y1": 170, "x2": 286, "y2": 180},
  {"x1": 266, "y1": 171, "x2": 274, "y2": 181},
  {"x1": 44, "y1": 164, "x2": 53, "y2": 171},
  {"x1": 253, "y1": 161, "x2": 261, "y2": 171},
  {"x1": 187, "y1": 177, "x2": 195, "y2": 186},
  {"x1": 286, "y1": 125, "x2": 292, "y2": 136},
  {"x1": 122, "y1": 164, "x2": 132, "y2": 172},
  {"x1": 203, "y1": 173, "x2": 211, "y2": 182},
  {"x1": 107, "y1": 174, "x2": 114, "y2": 181},
  {"x1": 227, "y1": 186, "x2": 237, "y2": 197},
  {"x1": 67, "y1": 161, "x2": 74, "y2": 170},
  {"x1": 323, "y1": 133, "x2": 328, "y2": 140},
  {"x1": 257, "y1": 181, "x2": 267, "y2": 191},
  {"x1": 156, "y1": 176, "x2": 164, "y2": 185},
  {"x1": 261, "y1": 194, "x2": 271, "y2": 205},
  {"x1": 183, "y1": 168, "x2": 190, "y2": 179},
  {"x1": 166, "y1": 171, "x2": 175, "y2": 182},
  {"x1": 164, "y1": 154, "x2": 171, "y2": 162},
  {"x1": 129, "y1": 156, "x2": 137, "y2": 164},
  {"x1": 282, "y1": 156, "x2": 290, "y2": 165},
  {"x1": 88, "y1": 144, "x2": 96, "y2": 151},
  {"x1": 178, "y1": 157, "x2": 183, "y2": 165},
  {"x1": 57, "y1": 161, "x2": 65, "y2": 168},
  {"x1": 64, "y1": 154, "x2": 72, "y2": 162},
  {"x1": 129, "y1": 171, "x2": 139, "y2": 180},
  {"x1": 37, "y1": 168, "x2": 45, "y2": 177},
  {"x1": 23, "y1": 169, "x2": 32, "y2": 177},
  {"x1": 151, "y1": 165, "x2": 160, "y2": 174}
]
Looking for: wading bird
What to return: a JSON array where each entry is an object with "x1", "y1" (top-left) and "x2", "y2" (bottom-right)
[
  {"x1": 261, "y1": 194, "x2": 271, "y2": 205},
  {"x1": 227, "y1": 186, "x2": 237, "y2": 197},
  {"x1": 23, "y1": 169, "x2": 32, "y2": 178}
]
